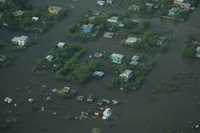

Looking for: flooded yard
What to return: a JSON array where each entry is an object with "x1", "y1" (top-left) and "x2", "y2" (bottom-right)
[{"x1": 0, "y1": 0, "x2": 200, "y2": 133}]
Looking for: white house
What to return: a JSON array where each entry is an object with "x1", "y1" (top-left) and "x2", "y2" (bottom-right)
[
  {"x1": 48, "y1": 6, "x2": 62, "y2": 15},
  {"x1": 195, "y1": 46, "x2": 200, "y2": 58},
  {"x1": 130, "y1": 55, "x2": 140, "y2": 65},
  {"x1": 12, "y1": 10, "x2": 24, "y2": 17},
  {"x1": 102, "y1": 108, "x2": 112, "y2": 120},
  {"x1": 32, "y1": 16, "x2": 39, "y2": 21},
  {"x1": 110, "y1": 53, "x2": 124, "y2": 64},
  {"x1": 97, "y1": 0, "x2": 105, "y2": 6},
  {"x1": 174, "y1": 0, "x2": 191, "y2": 11},
  {"x1": 125, "y1": 37, "x2": 141, "y2": 45},
  {"x1": 11, "y1": 35, "x2": 29, "y2": 47},
  {"x1": 57, "y1": 42, "x2": 66, "y2": 48},
  {"x1": 107, "y1": 16, "x2": 118, "y2": 23},
  {"x1": 119, "y1": 69, "x2": 133, "y2": 82},
  {"x1": 103, "y1": 32, "x2": 114, "y2": 39},
  {"x1": 46, "y1": 55, "x2": 54, "y2": 62}
]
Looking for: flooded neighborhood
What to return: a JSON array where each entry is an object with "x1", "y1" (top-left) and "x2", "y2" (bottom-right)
[{"x1": 0, "y1": 0, "x2": 200, "y2": 133}]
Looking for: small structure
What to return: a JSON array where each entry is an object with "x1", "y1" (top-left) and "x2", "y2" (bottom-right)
[
  {"x1": 130, "y1": 55, "x2": 140, "y2": 65},
  {"x1": 32, "y1": 16, "x2": 39, "y2": 21},
  {"x1": 106, "y1": 0, "x2": 113, "y2": 4},
  {"x1": 125, "y1": 37, "x2": 141, "y2": 45},
  {"x1": 12, "y1": 10, "x2": 24, "y2": 17},
  {"x1": 119, "y1": 69, "x2": 133, "y2": 82},
  {"x1": 97, "y1": 0, "x2": 105, "y2": 6},
  {"x1": 94, "y1": 52, "x2": 103, "y2": 58},
  {"x1": 168, "y1": 7, "x2": 179, "y2": 16},
  {"x1": 4, "y1": 97, "x2": 13, "y2": 104},
  {"x1": 81, "y1": 24, "x2": 93, "y2": 34},
  {"x1": 174, "y1": 0, "x2": 191, "y2": 11},
  {"x1": 46, "y1": 55, "x2": 54, "y2": 62},
  {"x1": 195, "y1": 46, "x2": 200, "y2": 58},
  {"x1": 128, "y1": 4, "x2": 140, "y2": 12},
  {"x1": 48, "y1": 6, "x2": 62, "y2": 15},
  {"x1": 103, "y1": 32, "x2": 114, "y2": 39},
  {"x1": 145, "y1": 2, "x2": 154, "y2": 10},
  {"x1": 11, "y1": 35, "x2": 29, "y2": 47},
  {"x1": 0, "y1": 55, "x2": 6, "y2": 62},
  {"x1": 107, "y1": 16, "x2": 118, "y2": 23},
  {"x1": 57, "y1": 42, "x2": 66, "y2": 48},
  {"x1": 93, "y1": 71, "x2": 105, "y2": 78},
  {"x1": 110, "y1": 53, "x2": 124, "y2": 64},
  {"x1": 102, "y1": 108, "x2": 112, "y2": 120}
]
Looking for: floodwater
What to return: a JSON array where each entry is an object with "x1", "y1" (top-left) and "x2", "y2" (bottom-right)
[{"x1": 0, "y1": 0, "x2": 200, "y2": 133}]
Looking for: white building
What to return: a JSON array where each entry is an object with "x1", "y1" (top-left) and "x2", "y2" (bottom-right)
[
  {"x1": 97, "y1": 0, "x2": 105, "y2": 6},
  {"x1": 119, "y1": 69, "x2": 133, "y2": 82},
  {"x1": 11, "y1": 35, "x2": 29, "y2": 47},
  {"x1": 57, "y1": 42, "x2": 66, "y2": 48},
  {"x1": 125, "y1": 37, "x2": 141, "y2": 45},
  {"x1": 107, "y1": 16, "x2": 118, "y2": 23},
  {"x1": 130, "y1": 55, "x2": 140, "y2": 65},
  {"x1": 110, "y1": 53, "x2": 124, "y2": 64},
  {"x1": 46, "y1": 55, "x2": 54, "y2": 62},
  {"x1": 102, "y1": 108, "x2": 112, "y2": 120},
  {"x1": 103, "y1": 32, "x2": 114, "y2": 39},
  {"x1": 195, "y1": 46, "x2": 200, "y2": 58},
  {"x1": 32, "y1": 16, "x2": 39, "y2": 21}
]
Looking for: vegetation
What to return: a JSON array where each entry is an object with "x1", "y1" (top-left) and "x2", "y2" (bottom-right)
[{"x1": 0, "y1": 0, "x2": 67, "y2": 33}]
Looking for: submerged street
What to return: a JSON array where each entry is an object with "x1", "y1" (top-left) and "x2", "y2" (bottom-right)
[{"x1": 0, "y1": 0, "x2": 200, "y2": 133}]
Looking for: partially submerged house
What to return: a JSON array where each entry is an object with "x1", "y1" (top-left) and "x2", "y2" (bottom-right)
[
  {"x1": 46, "y1": 55, "x2": 54, "y2": 62},
  {"x1": 125, "y1": 37, "x2": 141, "y2": 45},
  {"x1": 174, "y1": 0, "x2": 191, "y2": 11},
  {"x1": 12, "y1": 10, "x2": 24, "y2": 17},
  {"x1": 107, "y1": 16, "x2": 118, "y2": 23},
  {"x1": 110, "y1": 53, "x2": 124, "y2": 64},
  {"x1": 103, "y1": 32, "x2": 114, "y2": 39},
  {"x1": 57, "y1": 42, "x2": 66, "y2": 48},
  {"x1": 195, "y1": 46, "x2": 200, "y2": 58},
  {"x1": 81, "y1": 24, "x2": 94, "y2": 34},
  {"x1": 11, "y1": 35, "x2": 29, "y2": 47},
  {"x1": 93, "y1": 71, "x2": 105, "y2": 78},
  {"x1": 130, "y1": 55, "x2": 140, "y2": 65},
  {"x1": 119, "y1": 69, "x2": 133, "y2": 82},
  {"x1": 48, "y1": 6, "x2": 62, "y2": 15}
]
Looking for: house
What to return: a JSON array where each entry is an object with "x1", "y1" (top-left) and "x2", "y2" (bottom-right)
[
  {"x1": 32, "y1": 16, "x2": 39, "y2": 21},
  {"x1": 48, "y1": 6, "x2": 62, "y2": 15},
  {"x1": 110, "y1": 53, "x2": 124, "y2": 64},
  {"x1": 57, "y1": 42, "x2": 66, "y2": 48},
  {"x1": 195, "y1": 46, "x2": 200, "y2": 58},
  {"x1": 119, "y1": 69, "x2": 133, "y2": 82},
  {"x1": 106, "y1": 0, "x2": 113, "y2": 4},
  {"x1": 174, "y1": 0, "x2": 191, "y2": 11},
  {"x1": 81, "y1": 24, "x2": 94, "y2": 34},
  {"x1": 107, "y1": 16, "x2": 118, "y2": 23},
  {"x1": 11, "y1": 35, "x2": 29, "y2": 47},
  {"x1": 130, "y1": 55, "x2": 140, "y2": 65},
  {"x1": 46, "y1": 55, "x2": 54, "y2": 62},
  {"x1": 128, "y1": 4, "x2": 140, "y2": 12},
  {"x1": 103, "y1": 32, "x2": 114, "y2": 39},
  {"x1": 0, "y1": 55, "x2": 6, "y2": 62},
  {"x1": 168, "y1": 7, "x2": 179, "y2": 16},
  {"x1": 93, "y1": 71, "x2": 105, "y2": 78},
  {"x1": 12, "y1": 10, "x2": 24, "y2": 17},
  {"x1": 97, "y1": 0, "x2": 105, "y2": 6},
  {"x1": 145, "y1": 2, "x2": 154, "y2": 10},
  {"x1": 102, "y1": 108, "x2": 112, "y2": 120},
  {"x1": 125, "y1": 37, "x2": 141, "y2": 45}
]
